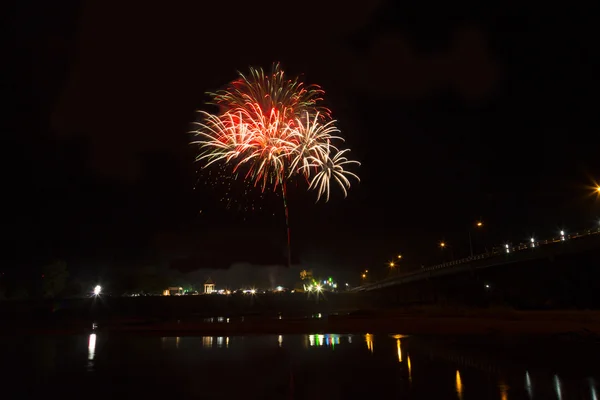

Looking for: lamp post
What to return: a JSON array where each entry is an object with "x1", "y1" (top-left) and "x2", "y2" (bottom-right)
[
  {"x1": 469, "y1": 221, "x2": 484, "y2": 257},
  {"x1": 439, "y1": 241, "x2": 454, "y2": 262},
  {"x1": 361, "y1": 269, "x2": 368, "y2": 283},
  {"x1": 389, "y1": 254, "x2": 402, "y2": 276}
]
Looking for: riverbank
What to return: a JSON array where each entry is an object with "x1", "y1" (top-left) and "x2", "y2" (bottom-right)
[{"x1": 4, "y1": 309, "x2": 600, "y2": 336}]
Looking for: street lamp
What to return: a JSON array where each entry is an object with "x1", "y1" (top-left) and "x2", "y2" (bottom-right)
[
  {"x1": 439, "y1": 241, "x2": 453, "y2": 262},
  {"x1": 469, "y1": 221, "x2": 484, "y2": 257},
  {"x1": 389, "y1": 260, "x2": 399, "y2": 277}
]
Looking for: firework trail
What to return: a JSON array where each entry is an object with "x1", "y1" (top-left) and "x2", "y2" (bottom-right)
[{"x1": 191, "y1": 63, "x2": 360, "y2": 267}]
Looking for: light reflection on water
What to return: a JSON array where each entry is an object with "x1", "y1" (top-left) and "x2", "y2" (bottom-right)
[
  {"x1": 2, "y1": 334, "x2": 600, "y2": 399},
  {"x1": 526, "y1": 371, "x2": 533, "y2": 399},
  {"x1": 555, "y1": 374, "x2": 563, "y2": 400},
  {"x1": 499, "y1": 379, "x2": 509, "y2": 400},
  {"x1": 87, "y1": 333, "x2": 96, "y2": 361},
  {"x1": 456, "y1": 370, "x2": 464, "y2": 400},
  {"x1": 365, "y1": 333, "x2": 373, "y2": 353}
]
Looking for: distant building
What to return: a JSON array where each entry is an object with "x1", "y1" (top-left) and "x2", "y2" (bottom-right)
[
  {"x1": 163, "y1": 287, "x2": 183, "y2": 296},
  {"x1": 300, "y1": 270, "x2": 313, "y2": 281},
  {"x1": 204, "y1": 278, "x2": 215, "y2": 294}
]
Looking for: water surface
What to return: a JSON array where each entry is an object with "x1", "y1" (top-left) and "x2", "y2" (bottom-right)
[{"x1": 1, "y1": 333, "x2": 599, "y2": 399}]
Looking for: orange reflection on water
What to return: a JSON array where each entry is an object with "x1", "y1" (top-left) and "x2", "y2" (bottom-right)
[
  {"x1": 407, "y1": 355, "x2": 412, "y2": 382},
  {"x1": 498, "y1": 380, "x2": 509, "y2": 400},
  {"x1": 390, "y1": 334, "x2": 407, "y2": 362},
  {"x1": 365, "y1": 334, "x2": 374, "y2": 353},
  {"x1": 456, "y1": 370, "x2": 463, "y2": 400}
]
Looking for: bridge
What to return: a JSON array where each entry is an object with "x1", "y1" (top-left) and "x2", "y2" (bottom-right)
[
  {"x1": 351, "y1": 230, "x2": 600, "y2": 308},
  {"x1": 352, "y1": 229, "x2": 600, "y2": 292}
]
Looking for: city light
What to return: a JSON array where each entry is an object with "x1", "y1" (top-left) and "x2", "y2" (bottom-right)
[
  {"x1": 476, "y1": 221, "x2": 483, "y2": 227},
  {"x1": 315, "y1": 284, "x2": 322, "y2": 292},
  {"x1": 440, "y1": 241, "x2": 446, "y2": 248},
  {"x1": 389, "y1": 261, "x2": 395, "y2": 268},
  {"x1": 93, "y1": 285, "x2": 101, "y2": 296},
  {"x1": 397, "y1": 254, "x2": 402, "y2": 259}
]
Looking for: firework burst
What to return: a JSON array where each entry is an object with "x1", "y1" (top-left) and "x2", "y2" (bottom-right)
[
  {"x1": 191, "y1": 63, "x2": 360, "y2": 265},
  {"x1": 192, "y1": 63, "x2": 359, "y2": 199}
]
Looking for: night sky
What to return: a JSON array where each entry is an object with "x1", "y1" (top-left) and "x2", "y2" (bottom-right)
[{"x1": 6, "y1": 2, "x2": 599, "y2": 281}]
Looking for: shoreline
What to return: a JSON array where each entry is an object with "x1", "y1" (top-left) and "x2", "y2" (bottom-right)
[{"x1": 4, "y1": 310, "x2": 600, "y2": 336}]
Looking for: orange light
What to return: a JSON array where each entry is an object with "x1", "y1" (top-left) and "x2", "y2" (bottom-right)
[
  {"x1": 440, "y1": 241, "x2": 446, "y2": 248},
  {"x1": 476, "y1": 221, "x2": 483, "y2": 227},
  {"x1": 389, "y1": 262, "x2": 395, "y2": 268}
]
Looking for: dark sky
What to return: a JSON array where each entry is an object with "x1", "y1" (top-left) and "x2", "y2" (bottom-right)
[{"x1": 6, "y1": 1, "x2": 599, "y2": 281}]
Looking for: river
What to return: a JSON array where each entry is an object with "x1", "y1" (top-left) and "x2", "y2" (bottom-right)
[{"x1": 1, "y1": 332, "x2": 599, "y2": 399}]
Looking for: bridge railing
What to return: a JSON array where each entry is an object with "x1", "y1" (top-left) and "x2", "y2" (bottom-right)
[{"x1": 352, "y1": 228, "x2": 600, "y2": 292}]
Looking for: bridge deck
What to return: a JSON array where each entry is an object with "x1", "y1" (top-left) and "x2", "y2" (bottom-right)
[{"x1": 352, "y1": 230, "x2": 600, "y2": 292}]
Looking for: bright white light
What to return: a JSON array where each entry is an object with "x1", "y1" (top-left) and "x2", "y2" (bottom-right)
[
  {"x1": 93, "y1": 285, "x2": 101, "y2": 296},
  {"x1": 525, "y1": 371, "x2": 533, "y2": 399},
  {"x1": 560, "y1": 230, "x2": 564, "y2": 236},
  {"x1": 276, "y1": 286, "x2": 283, "y2": 291},
  {"x1": 485, "y1": 284, "x2": 490, "y2": 288},
  {"x1": 88, "y1": 333, "x2": 96, "y2": 360},
  {"x1": 315, "y1": 284, "x2": 322, "y2": 292},
  {"x1": 554, "y1": 375, "x2": 563, "y2": 400},
  {"x1": 250, "y1": 289, "x2": 256, "y2": 294},
  {"x1": 531, "y1": 238, "x2": 535, "y2": 243}
]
